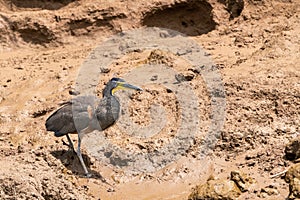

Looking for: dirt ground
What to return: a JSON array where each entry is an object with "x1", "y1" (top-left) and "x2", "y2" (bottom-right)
[{"x1": 0, "y1": 0, "x2": 299, "y2": 199}]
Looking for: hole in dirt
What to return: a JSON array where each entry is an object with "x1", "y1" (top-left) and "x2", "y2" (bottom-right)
[
  {"x1": 142, "y1": 1, "x2": 217, "y2": 36},
  {"x1": 218, "y1": 0, "x2": 244, "y2": 19},
  {"x1": 11, "y1": 25, "x2": 56, "y2": 44},
  {"x1": 68, "y1": 18, "x2": 114, "y2": 36},
  {"x1": 8, "y1": 0, "x2": 75, "y2": 10}
]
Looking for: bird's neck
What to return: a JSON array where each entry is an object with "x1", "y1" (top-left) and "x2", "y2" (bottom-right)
[{"x1": 102, "y1": 86, "x2": 113, "y2": 97}]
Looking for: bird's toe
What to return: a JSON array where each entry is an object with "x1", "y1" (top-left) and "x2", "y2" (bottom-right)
[{"x1": 85, "y1": 173, "x2": 92, "y2": 178}]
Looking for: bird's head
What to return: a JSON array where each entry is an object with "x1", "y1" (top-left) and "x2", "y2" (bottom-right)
[{"x1": 103, "y1": 77, "x2": 142, "y2": 97}]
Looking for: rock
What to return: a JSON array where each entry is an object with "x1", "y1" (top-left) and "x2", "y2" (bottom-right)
[
  {"x1": 175, "y1": 72, "x2": 195, "y2": 83},
  {"x1": 188, "y1": 178, "x2": 241, "y2": 200},
  {"x1": 260, "y1": 185, "x2": 279, "y2": 196},
  {"x1": 285, "y1": 137, "x2": 300, "y2": 160},
  {"x1": 150, "y1": 75, "x2": 158, "y2": 81},
  {"x1": 285, "y1": 163, "x2": 300, "y2": 199},
  {"x1": 69, "y1": 89, "x2": 80, "y2": 96},
  {"x1": 230, "y1": 170, "x2": 255, "y2": 192},
  {"x1": 100, "y1": 67, "x2": 111, "y2": 74}
]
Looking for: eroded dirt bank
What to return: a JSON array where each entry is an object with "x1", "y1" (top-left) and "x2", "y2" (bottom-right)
[{"x1": 0, "y1": 0, "x2": 299, "y2": 199}]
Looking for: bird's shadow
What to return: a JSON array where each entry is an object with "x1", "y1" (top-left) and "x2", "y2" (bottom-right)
[{"x1": 50, "y1": 149, "x2": 106, "y2": 181}]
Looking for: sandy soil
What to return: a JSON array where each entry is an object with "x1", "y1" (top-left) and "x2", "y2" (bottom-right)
[{"x1": 0, "y1": 0, "x2": 299, "y2": 199}]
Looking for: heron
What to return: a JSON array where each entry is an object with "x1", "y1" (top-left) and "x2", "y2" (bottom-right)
[{"x1": 45, "y1": 77, "x2": 142, "y2": 177}]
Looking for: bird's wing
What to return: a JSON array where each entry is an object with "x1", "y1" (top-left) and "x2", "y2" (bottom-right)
[{"x1": 45, "y1": 96, "x2": 98, "y2": 136}]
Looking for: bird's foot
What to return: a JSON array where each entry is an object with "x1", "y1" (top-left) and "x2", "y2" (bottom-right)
[{"x1": 85, "y1": 173, "x2": 92, "y2": 178}]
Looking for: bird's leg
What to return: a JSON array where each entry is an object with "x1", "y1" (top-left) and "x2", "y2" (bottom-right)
[
  {"x1": 66, "y1": 134, "x2": 75, "y2": 152},
  {"x1": 62, "y1": 134, "x2": 75, "y2": 153},
  {"x1": 77, "y1": 132, "x2": 91, "y2": 178}
]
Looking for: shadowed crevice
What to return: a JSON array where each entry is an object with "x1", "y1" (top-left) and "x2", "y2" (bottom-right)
[
  {"x1": 9, "y1": 0, "x2": 76, "y2": 10},
  {"x1": 142, "y1": 0, "x2": 217, "y2": 36}
]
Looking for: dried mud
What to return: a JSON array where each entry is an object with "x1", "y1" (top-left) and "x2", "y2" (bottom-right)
[{"x1": 0, "y1": 0, "x2": 299, "y2": 199}]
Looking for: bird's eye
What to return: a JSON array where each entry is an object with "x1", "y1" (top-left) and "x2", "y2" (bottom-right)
[{"x1": 111, "y1": 77, "x2": 119, "y2": 81}]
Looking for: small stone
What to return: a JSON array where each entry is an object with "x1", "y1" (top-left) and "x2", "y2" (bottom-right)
[
  {"x1": 175, "y1": 72, "x2": 194, "y2": 83},
  {"x1": 230, "y1": 170, "x2": 255, "y2": 192},
  {"x1": 69, "y1": 89, "x2": 80, "y2": 96},
  {"x1": 150, "y1": 75, "x2": 158, "y2": 81},
  {"x1": 107, "y1": 188, "x2": 115, "y2": 192},
  {"x1": 258, "y1": 192, "x2": 268, "y2": 198},
  {"x1": 285, "y1": 137, "x2": 300, "y2": 160},
  {"x1": 246, "y1": 160, "x2": 256, "y2": 167},
  {"x1": 261, "y1": 186, "x2": 279, "y2": 196},
  {"x1": 234, "y1": 132, "x2": 244, "y2": 139},
  {"x1": 17, "y1": 145, "x2": 25, "y2": 153},
  {"x1": 188, "y1": 178, "x2": 241, "y2": 200},
  {"x1": 100, "y1": 67, "x2": 110, "y2": 73},
  {"x1": 166, "y1": 88, "x2": 173, "y2": 93}
]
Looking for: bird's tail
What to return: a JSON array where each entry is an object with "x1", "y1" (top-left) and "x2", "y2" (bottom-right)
[
  {"x1": 54, "y1": 131, "x2": 66, "y2": 137},
  {"x1": 45, "y1": 104, "x2": 71, "y2": 137}
]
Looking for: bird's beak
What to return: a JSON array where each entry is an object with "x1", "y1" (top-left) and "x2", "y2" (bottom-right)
[
  {"x1": 121, "y1": 83, "x2": 143, "y2": 91},
  {"x1": 112, "y1": 82, "x2": 142, "y2": 94}
]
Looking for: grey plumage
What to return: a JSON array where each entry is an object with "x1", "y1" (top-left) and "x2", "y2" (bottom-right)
[
  {"x1": 46, "y1": 95, "x2": 120, "y2": 136},
  {"x1": 45, "y1": 78, "x2": 142, "y2": 177}
]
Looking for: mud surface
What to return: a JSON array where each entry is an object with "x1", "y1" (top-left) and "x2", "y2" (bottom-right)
[{"x1": 0, "y1": 0, "x2": 299, "y2": 199}]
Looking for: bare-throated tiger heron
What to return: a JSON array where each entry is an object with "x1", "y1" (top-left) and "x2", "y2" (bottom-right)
[{"x1": 45, "y1": 78, "x2": 142, "y2": 177}]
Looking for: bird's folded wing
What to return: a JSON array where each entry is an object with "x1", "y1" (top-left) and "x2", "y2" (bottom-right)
[{"x1": 46, "y1": 96, "x2": 99, "y2": 135}]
